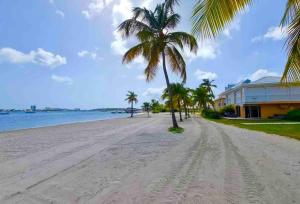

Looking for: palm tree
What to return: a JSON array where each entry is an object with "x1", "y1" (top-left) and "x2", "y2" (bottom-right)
[
  {"x1": 162, "y1": 83, "x2": 185, "y2": 122},
  {"x1": 201, "y1": 79, "x2": 217, "y2": 98},
  {"x1": 118, "y1": 0, "x2": 198, "y2": 128},
  {"x1": 192, "y1": 86, "x2": 211, "y2": 111},
  {"x1": 142, "y1": 102, "x2": 151, "y2": 117},
  {"x1": 125, "y1": 91, "x2": 138, "y2": 117},
  {"x1": 182, "y1": 87, "x2": 193, "y2": 119},
  {"x1": 192, "y1": 0, "x2": 300, "y2": 84}
]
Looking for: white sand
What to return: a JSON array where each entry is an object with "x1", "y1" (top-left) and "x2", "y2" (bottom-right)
[{"x1": 0, "y1": 113, "x2": 299, "y2": 203}]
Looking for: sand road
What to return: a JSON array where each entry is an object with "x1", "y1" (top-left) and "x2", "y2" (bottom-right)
[{"x1": 0, "y1": 113, "x2": 299, "y2": 203}]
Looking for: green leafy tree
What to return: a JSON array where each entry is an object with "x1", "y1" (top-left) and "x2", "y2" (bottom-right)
[
  {"x1": 201, "y1": 79, "x2": 217, "y2": 98},
  {"x1": 118, "y1": 0, "x2": 198, "y2": 128},
  {"x1": 125, "y1": 91, "x2": 138, "y2": 117},
  {"x1": 192, "y1": 0, "x2": 300, "y2": 84},
  {"x1": 162, "y1": 83, "x2": 185, "y2": 122},
  {"x1": 142, "y1": 102, "x2": 151, "y2": 117},
  {"x1": 193, "y1": 85, "x2": 211, "y2": 111}
]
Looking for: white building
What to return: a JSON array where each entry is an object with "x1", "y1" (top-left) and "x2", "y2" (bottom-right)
[{"x1": 216, "y1": 77, "x2": 300, "y2": 118}]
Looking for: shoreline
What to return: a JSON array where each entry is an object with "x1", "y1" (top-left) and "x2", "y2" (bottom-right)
[{"x1": 0, "y1": 113, "x2": 145, "y2": 134}]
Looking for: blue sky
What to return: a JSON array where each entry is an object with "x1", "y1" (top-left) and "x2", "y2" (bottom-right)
[{"x1": 0, "y1": 0, "x2": 288, "y2": 109}]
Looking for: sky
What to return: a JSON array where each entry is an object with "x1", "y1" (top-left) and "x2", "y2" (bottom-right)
[{"x1": 0, "y1": 0, "x2": 289, "y2": 109}]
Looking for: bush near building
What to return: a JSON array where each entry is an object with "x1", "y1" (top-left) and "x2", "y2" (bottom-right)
[
  {"x1": 286, "y1": 109, "x2": 300, "y2": 121},
  {"x1": 219, "y1": 105, "x2": 235, "y2": 116},
  {"x1": 202, "y1": 109, "x2": 222, "y2": 119}
]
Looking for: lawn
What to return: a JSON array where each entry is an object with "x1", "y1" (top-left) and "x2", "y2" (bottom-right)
[{"x1": 205, "y1": 117, "x2": 300, "y2": 141}]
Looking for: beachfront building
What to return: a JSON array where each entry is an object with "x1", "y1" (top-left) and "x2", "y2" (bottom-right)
[{"x1": 216, "y1": 76, "x2": 300, "y2": 118}]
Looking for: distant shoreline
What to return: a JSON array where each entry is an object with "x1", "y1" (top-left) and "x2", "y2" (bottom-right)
[{"x1": 0, "y1": 111, "x2": 144, "y2": 133}]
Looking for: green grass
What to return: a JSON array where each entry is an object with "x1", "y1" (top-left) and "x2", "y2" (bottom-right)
[
  {"x1": 204, "y1": 117, "x2": 300, "y2": 141},
  {"x1": 168, "y1": 127, "x2": 184, "y2": 134}
]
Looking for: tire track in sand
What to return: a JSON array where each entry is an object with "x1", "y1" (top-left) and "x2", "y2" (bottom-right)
[
  {"x1": 215, "y1": 125, "x2": 265, "y2": 204},
  {"x1": 145, "y1": 117, "x2": 209, "y2": 203}
]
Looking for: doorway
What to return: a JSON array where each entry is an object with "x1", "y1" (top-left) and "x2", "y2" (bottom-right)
[{"x1": 245, "y1": 105, "x2": 261, "y2": 118}]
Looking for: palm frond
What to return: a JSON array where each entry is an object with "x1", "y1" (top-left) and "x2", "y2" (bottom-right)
[
  {"x1": 144, "y1": 44, "x2": 161, "y2": 82},
  {"x1": 118, "y1": 19, "x2": 153, "y2": 38},
  {"x1": 281, "y1": 2, "x2": 300, "y2": 84},
  {"x1": 167, "y1": 32, "x2": 198, "y2": 53},
  {"x1": 122, "y1": 43, "x2": 146, "y2": 64},
  {"x1": 165, "y1": 13, "x2": 181, "y2": 29},
  {"x1": 281, "y1": 0, "x2": 300, "y2": 26},
  {"x1": 165, "y1": 0, "x2": 180, "y2": 13},
  {"x1": 166, "y1": 46, "x2": 187, "y2": 83},
  {"x1": 192, "y1": 0, "x2": 253, "y2": 38}
]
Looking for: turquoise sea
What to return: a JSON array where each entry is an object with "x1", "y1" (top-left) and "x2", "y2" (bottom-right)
[{"x1": 0, "y1": 111, "x2": 130, "y2": 132}]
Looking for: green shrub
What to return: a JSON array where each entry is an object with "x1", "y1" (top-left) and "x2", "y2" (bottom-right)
[
  {"x1": 168, "y1": 127, "x2": 184, "y2": 134},
  {"x1": 286, "y1": 109, "x2": 300, "y2": 121},
  {"x1": 202, "y1": 109, "x2": 221, "y2": 119},
  {"x1": 220, "y1": 105, "x2": 235, "y2": 116}
]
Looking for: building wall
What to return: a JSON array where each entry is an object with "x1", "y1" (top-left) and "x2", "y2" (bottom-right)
[
  {"x1": 260, "y1": 103, "x2": 300, "y2": 118},
  {"x1": 214, "y1": 98, "x2": 225, "y2": 111},
  {"x1": 245, "y1": 85, "x2": 300, "y2": 103}
]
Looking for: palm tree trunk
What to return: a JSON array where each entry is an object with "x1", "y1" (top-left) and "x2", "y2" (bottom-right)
[
  {"x1": 162, "y1": 51, "x2": 179, "y2": 128},
  {"x1": 184, "y1": 103, "x2": 188, "y2": 119},
  {"x1": 131, "y1": 102, "x2": 133, "y2": 117},
  {"x1": 178, "y1": 100, "x2": 183, "y2": 122}
]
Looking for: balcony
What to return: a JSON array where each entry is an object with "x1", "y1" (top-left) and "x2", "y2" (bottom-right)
[{"x1": 245, "y1": 94, "x2": 300, "y2": 103}]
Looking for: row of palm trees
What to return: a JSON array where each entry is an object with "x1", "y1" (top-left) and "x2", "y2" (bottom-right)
[
  {"x1": 161, "y1": 79, "x2": 216, "y2": 121},
  {"x1": 119, "y1": 0, "x2": 299, "y2": 128}
]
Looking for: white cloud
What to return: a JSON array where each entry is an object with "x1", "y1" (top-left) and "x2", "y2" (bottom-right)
[
  {"x1": 78, "y1": 50, "x2": 99, "y2": 60},
  {"x1": 252, "y1": 26, "x2": 287, "y2": 42},
  {"x1": 0, "y1": 47, "x2": 66, "y2": 68},
  {"x1": 195, "y1": 69, "x2": 218, "y2": 81},
  {"x1": 247, "y1": 69, "x2": 280, "y2": 81},
  {"x1": 137, "y1": 74, "x2": 146, "y2": 80},
  {"x1": 49, "y1": 0, "x2": 54, "y2": 4},
  {"x1": 56, "y1": 10, "x2": 65, "y2": 18},
  {"x1": 112, "y1": 0, "x2": 132, "y2": 27},
  {"x1": 82, "y1": 0, "x2": 115, "y2": 19},
  {"x1": 142, "y1": 86, "x2": 166, "y2": 97},
  {"x1": 51, "y1": 74, "x2": 73, "y2": 85},
  {"x1": 223, "y1": 18, "x2": 240, "y2": 38},
  {"x1": 185, "y1": 40, "x2": 218, "y2": 61},
  {"x1": 111, "y1": 30, "x2": 128, "y2": 55}
]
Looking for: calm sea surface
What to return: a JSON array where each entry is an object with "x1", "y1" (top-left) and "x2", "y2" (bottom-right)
[{"x1": 0, "y1": 111, "x2": 130, "y2": 132}]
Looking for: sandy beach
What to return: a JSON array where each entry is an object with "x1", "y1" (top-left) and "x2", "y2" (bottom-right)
[{"x1": 0, "y1": 113, "x2": 299, "y2": 204}]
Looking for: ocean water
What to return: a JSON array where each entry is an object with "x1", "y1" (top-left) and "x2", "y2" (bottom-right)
[{"x1": 0, "y1": 111, "x2": 130, "y2": 132}]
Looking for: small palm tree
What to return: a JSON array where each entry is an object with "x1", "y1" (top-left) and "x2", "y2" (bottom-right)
[
  {"x1": 201, "y1": 79, "x2": 217, "y2": 98},
  {"x1": 192, "y1": 0, "x2": 300, "y2": 84},
  {"x1": 125, "y1": 91, "x2": 138, "y2": 117},
  {"x1": 142, "y1": 102, "x2": 151, "y2": 117},
  {"x1": 193, "y1": 86, "x2": 211, "y2": 111},
  {"x1": 118, "y1": 0, "x2": 198, "y2": 128},
  {"x1": 162, "y1": 83, "x2": 185, "y2": 122}
]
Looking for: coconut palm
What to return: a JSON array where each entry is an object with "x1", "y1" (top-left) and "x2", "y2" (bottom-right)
[
  {"x1": 142, "y1": 102, "x2": 151, "y2": 117},
  {"x1": 192, "y1": 0, "x2": 300, "y2": 84},
  {"x1": 162, "y1": 83, "x2": 185, "y2": 122},
  {"x1": 125, "y1": 91, "x2": 138, "y2": 117},
  {"x1": 201, "y1": 79, "x2": 217, "y2": 98},
  {"x1": 192, "y1": 85, "x2": 211, "y2": 111},
  {"x1": 118, "y1": 0, "x2": 198, "y2": 128}
]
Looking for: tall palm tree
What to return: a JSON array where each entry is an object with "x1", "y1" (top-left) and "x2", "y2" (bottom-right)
[
  {"x1": 125, "y1": 91, "x2": 138, "y2": 117},
  {"x1": 201, "y1": 79, "x2": 217, "y2": 98},
  {"x1": 192, "y1": 0, "x2": 300, "y2": 84},
  {"x1": 118, "y1": 0, "x2": 198, "y2": 128},
  {"x1": 142, "y1": 102, "x2": 151, "y2": 117}
]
